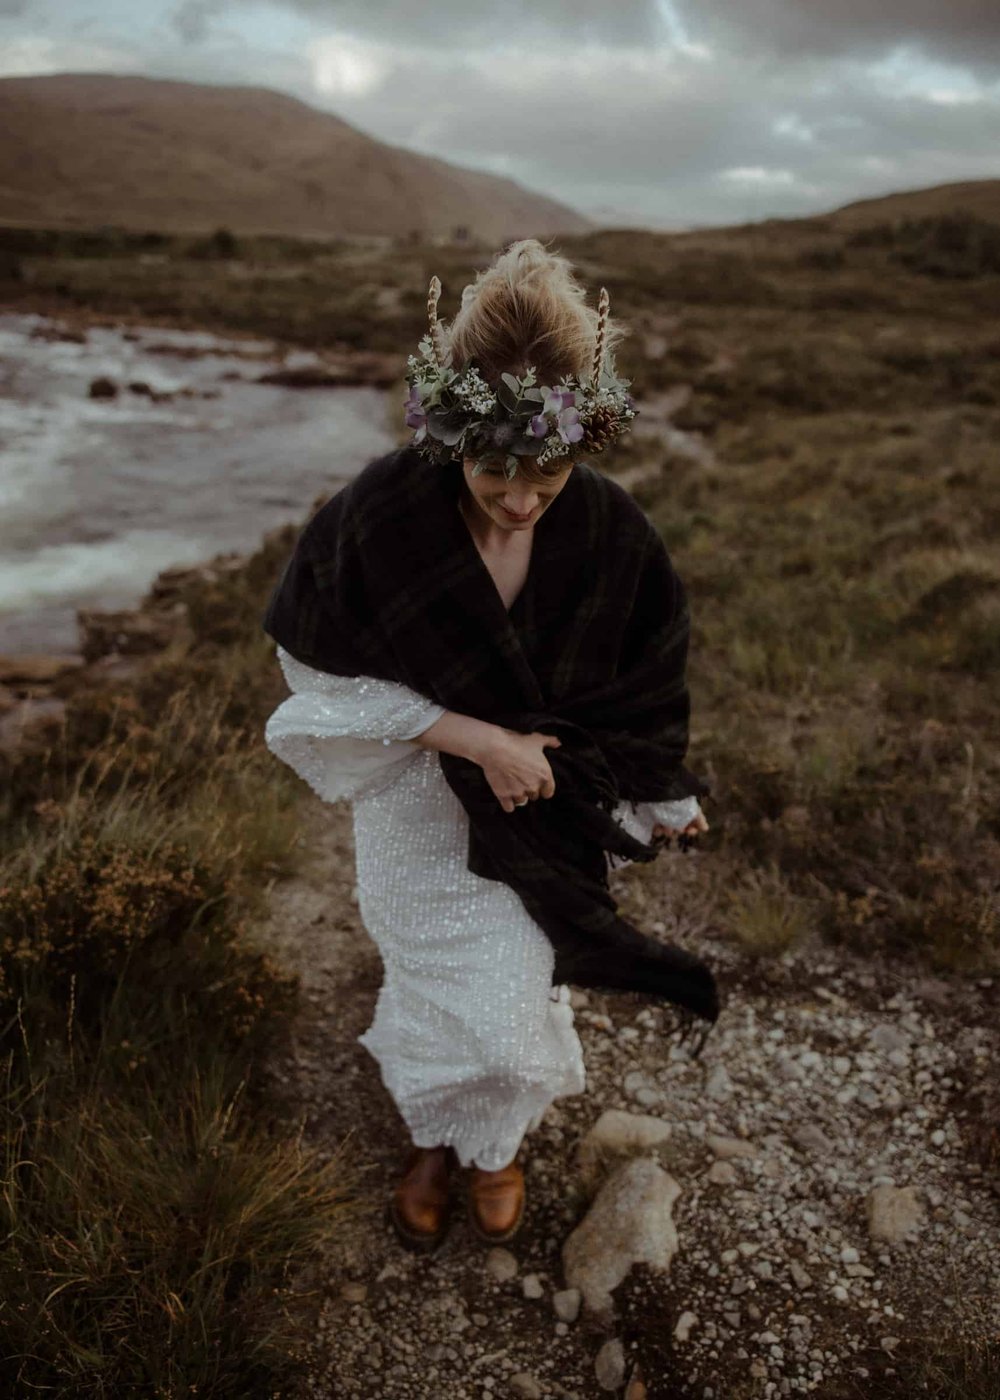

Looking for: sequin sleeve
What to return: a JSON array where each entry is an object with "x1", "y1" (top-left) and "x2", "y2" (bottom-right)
[
  {"x1": 264, "y1": 645, "x2": 448, "y2": 803},
  {"x1": 606, "y1": 795, "x2": 704, "y2": 872},
  {"x1": 643, "y1": 795, "x2": 703, "y2": 830}
]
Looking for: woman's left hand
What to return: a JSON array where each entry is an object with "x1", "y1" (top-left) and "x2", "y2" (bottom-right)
[{"x1": 651, "y1": 810, "x2": 709, "y2": 841}]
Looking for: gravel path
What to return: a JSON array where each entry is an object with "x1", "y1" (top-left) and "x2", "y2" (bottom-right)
[{"x1": 256, "y1": 791, "x2": 1000, "y2": 1399}]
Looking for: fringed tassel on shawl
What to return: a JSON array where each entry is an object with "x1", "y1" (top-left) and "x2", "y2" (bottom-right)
[
  {"x1": 674, "y1": 1005, "x2": 715, "y2": 1059},
  {"x1": 614, "y1": 994, "x2": 717, "y2": 1059}
]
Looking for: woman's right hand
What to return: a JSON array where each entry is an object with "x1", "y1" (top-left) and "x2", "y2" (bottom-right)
[{"x1": 480, "y1": 728, "x2": 562, "y2": 813}]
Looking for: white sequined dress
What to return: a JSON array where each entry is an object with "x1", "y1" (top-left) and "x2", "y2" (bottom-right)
[{"x1": 265, "y1": 644, "x2": 702, "y2": 1171}]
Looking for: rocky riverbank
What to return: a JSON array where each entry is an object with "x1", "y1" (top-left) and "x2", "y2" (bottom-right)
[{"x1": 0, "y1": 537, "x2": 287, "y2": 759}]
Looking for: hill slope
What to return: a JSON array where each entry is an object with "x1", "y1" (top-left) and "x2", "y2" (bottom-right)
[
  {"x1": 0, "y1": 72, "x2": 591, "y2": 242},
  {"x1": 825, "y1": 178, "x2": 1000, "y2": 229}
]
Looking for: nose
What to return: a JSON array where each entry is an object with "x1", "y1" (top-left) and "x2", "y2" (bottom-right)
[{"x1": 501, "y1": 488, "x2": 539, "y2": 516}]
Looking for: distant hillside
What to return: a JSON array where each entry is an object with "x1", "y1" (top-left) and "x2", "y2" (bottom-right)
[
  {"x1": 0, "y1": 72, "x2": 591, "y2": 243},
  {"x1": 824, "y1": 179, "x2": 1000, "y2": 230}
]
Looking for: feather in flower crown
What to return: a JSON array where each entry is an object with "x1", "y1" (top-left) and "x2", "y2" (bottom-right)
[{"x1": 403, "y1": 276, "x2": 638, "y2": 479}]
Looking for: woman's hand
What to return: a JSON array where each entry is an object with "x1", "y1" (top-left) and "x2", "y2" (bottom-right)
[
  {"x1": 651, "y1": 809, "x2": 710, "y2": 842},
  {"x1": 480, "y1": 728, "x2": 562, "y2": 814}
]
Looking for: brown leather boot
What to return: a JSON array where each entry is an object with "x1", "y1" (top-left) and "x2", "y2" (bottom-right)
[
  {"x1": 388, "y1": 1144, "x2": 458, "y2": 1252},
  {"x1": 466, "y1": 1155, "x2": 526, "y2": 1243}
]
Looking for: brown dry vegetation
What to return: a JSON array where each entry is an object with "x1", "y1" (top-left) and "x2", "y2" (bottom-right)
[
  {"x1": 1, "y1": 198, "x2": 998, "y2": 1394},
  {"x1": 0, "y1": 538, "x2": 365, "y2": 1396}
]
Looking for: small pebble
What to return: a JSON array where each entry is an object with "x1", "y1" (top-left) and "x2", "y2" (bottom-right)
[
  {"x1": 595, "y1": 1338, "x2": 626, "y2": 1391},
  {"x1": 675, "y1": 1310, "x2": 699, "y2": 1342},
  {"x1": 485, "y1": 1248, "x2": 519, "y2": 1284},
  {"x1": 553, "y1": 1288, "x2": 581, "y2": 1323}
]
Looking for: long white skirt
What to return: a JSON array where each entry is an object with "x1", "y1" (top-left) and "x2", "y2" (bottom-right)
[
  {"x1": 353, "y1": 744, "x2": 586, "y2": 1170},
  {"x1": 265, "y1": 645, "x2": 701, "y2": 1171}
]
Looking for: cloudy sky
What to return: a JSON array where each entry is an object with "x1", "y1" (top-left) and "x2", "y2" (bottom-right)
[{"x1": 2, "y1": 1, "x2": 999, "y2": 228}]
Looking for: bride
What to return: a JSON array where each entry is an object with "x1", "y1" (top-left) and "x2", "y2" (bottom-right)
[{"x1": 263, "y1": 238, "x2": 714, "y2": 1253}]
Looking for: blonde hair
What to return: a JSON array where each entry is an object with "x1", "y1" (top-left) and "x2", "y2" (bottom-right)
[
  {"x1": 445, "y1": 239, "x2": 629, "y2": 483},
  {"x1": 446, "y1": 238, "x2": 628, "y2": 388}
]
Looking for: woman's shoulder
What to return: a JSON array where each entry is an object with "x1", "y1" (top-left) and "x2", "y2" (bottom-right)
[{"x1": 573, "y1": 460, "x2": 664, "y2": 549}]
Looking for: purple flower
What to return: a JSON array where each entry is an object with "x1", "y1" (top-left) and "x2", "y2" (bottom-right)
[
  {"x1": 529, "y1": 413, "x2": 548, "y2": 438},
  {"x1": 557, "y1": 407, "x2": 583, "y2": 444},
  {"x1": 404, "y1": 383, "x2": 427, "y2": 429},
  {"x1": 541, "y1": 386, "x2": 576, "y2": 416}
]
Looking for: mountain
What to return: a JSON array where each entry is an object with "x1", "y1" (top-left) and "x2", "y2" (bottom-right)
[
  {"x1": 824, "y1": 179, "x2": 1000, "y2": 230},
  {"x1": 0, "y1": 72, "x2": 591, "y2": 242}
]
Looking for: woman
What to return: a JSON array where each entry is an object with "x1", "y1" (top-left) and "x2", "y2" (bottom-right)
[{"x1": 262, "y1": 240, "x2": 717, "y2": 1253}]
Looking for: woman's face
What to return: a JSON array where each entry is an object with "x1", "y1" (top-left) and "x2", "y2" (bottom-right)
[{"x1": 461, "y1": 454, "x2": 574, "y2": 531}]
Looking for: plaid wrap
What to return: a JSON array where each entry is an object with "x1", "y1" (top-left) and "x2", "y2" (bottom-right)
[{"x1": 262, "y1": 446, "x2": 720, "y2": 1028}]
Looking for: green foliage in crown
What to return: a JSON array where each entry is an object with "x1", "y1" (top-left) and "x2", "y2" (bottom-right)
[{"x1": 403, "y1": 336, "x2": 639, "y2": 480}]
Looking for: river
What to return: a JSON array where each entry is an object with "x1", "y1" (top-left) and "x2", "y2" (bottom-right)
[{"x1": 0, "y1": 311, "x2": 395, "y2": 656}]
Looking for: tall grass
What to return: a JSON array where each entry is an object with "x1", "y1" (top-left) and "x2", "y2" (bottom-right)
[{"x1": 0, "y1": 536, "x2": 364, "y2": 1395}]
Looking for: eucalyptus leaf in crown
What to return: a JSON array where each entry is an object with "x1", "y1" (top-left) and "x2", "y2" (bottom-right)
[{"x1": 403, "y1": 278, "x2": 639, "y2": 480}]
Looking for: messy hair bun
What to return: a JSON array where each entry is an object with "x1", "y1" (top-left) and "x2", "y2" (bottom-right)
[{"x1": 445, "y1": 238, "x2": 628, "y2": 388}]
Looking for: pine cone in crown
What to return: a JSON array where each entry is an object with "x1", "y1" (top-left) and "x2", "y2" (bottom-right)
[{"x1": 580, "y1": 404, "x2": 619, "y2": 453}]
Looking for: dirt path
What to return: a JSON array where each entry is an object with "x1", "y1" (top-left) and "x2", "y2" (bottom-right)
[{"x1": 254, "y1": 789, "x2": 1000, "y2": 1400}]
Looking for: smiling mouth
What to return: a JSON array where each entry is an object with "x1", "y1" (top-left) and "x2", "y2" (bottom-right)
[{"x1": 499, "y1": 504, "x2": 534, "y2": 521}]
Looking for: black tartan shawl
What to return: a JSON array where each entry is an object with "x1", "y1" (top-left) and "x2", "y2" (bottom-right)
[{"x1": 262, "y1": 445, "x2": 721, "y2": 1037}]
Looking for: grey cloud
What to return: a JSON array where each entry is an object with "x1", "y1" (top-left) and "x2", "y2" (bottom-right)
[
  {"x1": 676, "y1": 0, "x2": 1000, "y2": 69},
  {"x1": 168, "y1": 0, "x2": 665, "y2": 50},
  {"x1": 328, "y1": 45, "x2": 986, "y2": 178},
  {"x1": 174, "y1": 0, "x2": 1000, "y2": 69},
  {"x1": 171, "y1": 0, "x2": 216, "y2": 44},
  {"x1": 320, "y1": 41, "x2": 1000, "y2": 225}
]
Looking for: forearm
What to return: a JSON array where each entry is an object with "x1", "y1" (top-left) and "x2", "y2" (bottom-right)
[{"x1": 412, "y1": 710, "x2": 503, "y2": 765}]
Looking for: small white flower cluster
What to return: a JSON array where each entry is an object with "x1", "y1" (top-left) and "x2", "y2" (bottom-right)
[
  {"x1": 591, "y1": 385, "x2": 631, "y2": 411},
  {"x1": 451, "y1": 366, "x2": 496, "y2": 415},
  {"x1": 535, "y1": 437, "x2": 574, "y2": 467}
]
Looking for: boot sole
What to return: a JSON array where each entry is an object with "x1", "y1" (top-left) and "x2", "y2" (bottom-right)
[
  {"x1": 385, "y1": 1198, "x2": 449, "y2": 1253},
  {"x1": 465, "y1": 1188, "x2": 526, "y2": 1244}
]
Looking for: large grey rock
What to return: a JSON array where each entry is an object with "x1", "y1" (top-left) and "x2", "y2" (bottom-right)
[
  {"x1": 562, "y1": 1157, "x2": 680, "y2": 1323},
  {"x1": 576, "y1": 1109, "x2": 673, "y2": 1174}
]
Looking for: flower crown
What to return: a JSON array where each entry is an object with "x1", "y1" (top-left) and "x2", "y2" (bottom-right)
[{"x1": 403, "y1": 276, "x2": 639, "y2": 479}]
